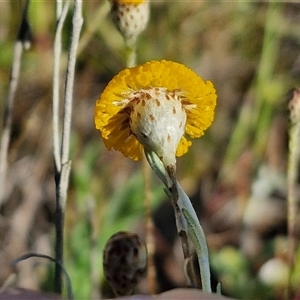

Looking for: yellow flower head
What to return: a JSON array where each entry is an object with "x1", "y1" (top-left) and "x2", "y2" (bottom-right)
[{"x1": 95, "y1": 60, "x2": 217, "y2": 166}]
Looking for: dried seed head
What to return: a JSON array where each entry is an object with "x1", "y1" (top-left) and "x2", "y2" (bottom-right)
[{"x1": 103, "y1": 231, "x2": 147, "y2": 296}]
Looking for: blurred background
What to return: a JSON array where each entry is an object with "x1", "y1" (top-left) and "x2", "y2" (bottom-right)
[{"x1": 1, "y1": 1, "x2": 300, "y2": 299}]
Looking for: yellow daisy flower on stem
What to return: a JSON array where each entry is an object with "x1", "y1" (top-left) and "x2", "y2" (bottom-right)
[{"x1": 95, "y1": 60, "x2": 217, "y2": 168}]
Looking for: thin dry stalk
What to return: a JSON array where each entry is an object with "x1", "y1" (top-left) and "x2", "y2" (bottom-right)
[
  {"x1": 0, "y1": 1, "x2": 31, "y2": 205},
  {"x1": 52, "y1": 0, "x2": 83, "y2": 294},
  {"x1": 53, "y1": 1, "x2": 69, "y2": 172},
  {"x1": 11, "y1": 253, "x2": 73, "y2": 300},
  {"x1": 287, "y1": 88, "x2": 300, "y2": 295}
]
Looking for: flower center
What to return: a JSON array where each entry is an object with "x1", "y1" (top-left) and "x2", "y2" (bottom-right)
[{"x1": 128, "y1": 87, "x2": 187, "y2": 166}]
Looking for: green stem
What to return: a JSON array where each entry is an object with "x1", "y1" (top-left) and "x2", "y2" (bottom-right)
[
  {"x1": 125, "y1": 37, "x2": 137, "y2": 68},
  {"x1": 145, "y1": 150, "x2": 212, "y2": 292}
]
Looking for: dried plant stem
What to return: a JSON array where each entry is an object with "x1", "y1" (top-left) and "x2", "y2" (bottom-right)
[
  {"x1": 11, "y1": 253, "x2": 74, "y2": 300},
  {"x1": 60, "y1": 1, "x2": 83, "y2": 166},
  {"x1": 53, "y1": 1, "x2": 69, "y2": 172},
  {"x1": 56, "y1": 0, "x2": 63, "y2": 17},
  {"x1": 287, "y1": 88, "x2": 300, "y2": 293},
  {"x1": 52, "y1": 0, "x2": 83, "y2": 294},
  {"x1": 0, "y1": 1, "x2": 30, "y2": 205},
  {"x1": 0, "y1": 41, "x2": 23, "y2": 205},
  {"x1": 287, "y1": 122, "x2": 299, "y2": 279},
  {"x1": 52, "y1": 0, "x2": 69, "y2": 293}
]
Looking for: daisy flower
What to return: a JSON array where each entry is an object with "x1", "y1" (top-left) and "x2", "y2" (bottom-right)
[{"x1": 95, "y1": 60, "x2": 217, "y2": 167}]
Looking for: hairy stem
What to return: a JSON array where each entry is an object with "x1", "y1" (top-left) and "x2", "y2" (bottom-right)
[
  {"x1": 53, "y1": 0, "x2": 83, "y2": 294},
  {"x1": 145, "y1": 150, "x2": 212, "y2": 292},
  {"x1": 53, "y1": 1, "x2": 69, "y2": 172}
]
